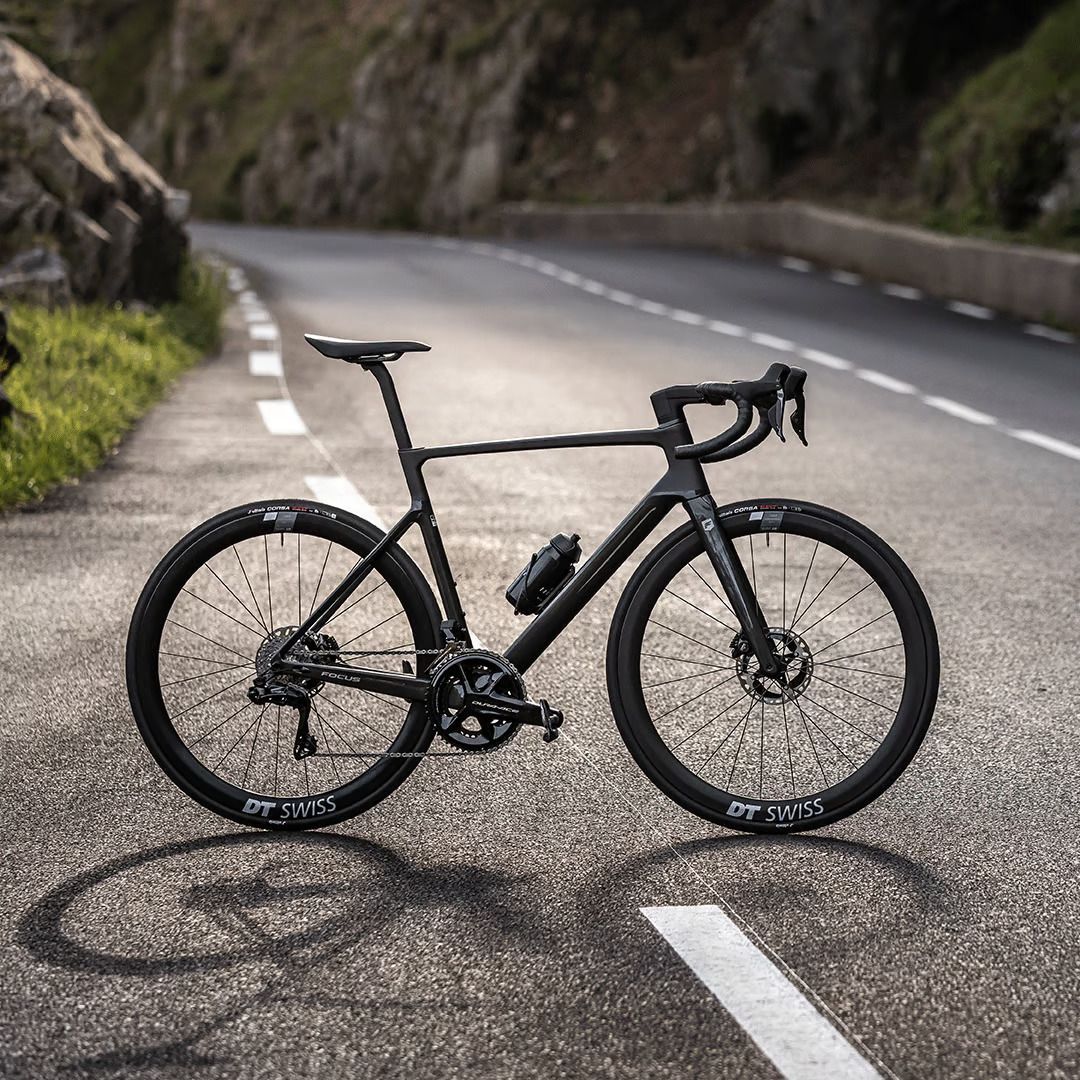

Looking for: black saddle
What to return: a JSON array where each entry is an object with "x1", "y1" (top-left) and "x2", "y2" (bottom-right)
[{"x1": 304, "y1": 334, "x2": 430, "y2": 362}]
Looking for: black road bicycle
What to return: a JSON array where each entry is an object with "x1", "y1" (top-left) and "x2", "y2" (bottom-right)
[{"x1": 127, "y1": 335, "x2": 939, "y2": 834}]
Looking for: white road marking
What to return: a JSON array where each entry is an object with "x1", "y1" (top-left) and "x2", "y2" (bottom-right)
[
  {"x1": 1023, "y1": 323, "x2": 1076, "y2": 345},
  {"x1": 799, "y1": 348, "x2": 853, "y2": 371},
  {"x1": 856, "y1": 370, "x2": 917, "y2": 394},
  {"x1": 922, "y1": 396, "x2": 996, "y2": 425},
  {"x1": 304, "y1": 475, "x2": 386, "y2": 528},
  {"x1": 642, "y1": 906, "x2": 883, "y2": 1080},
  {"x1": 243, "y1": 307, "x2": 272, "y2": 323},
  {"x1": 830, "y1": 269, "x2": 862, "y2": 286},
  {"x1": 250, "y1": 322, "x2": 279, "y2": 341},
  {"x1": 227, "y1": 269, "x2": 248, "y2": 292},
  {"x1": 749, "y1": 331, "x2": 795, "y2": 352},
  {"x1": 881, "y1": 283, "x2": 922, "y2": 301},
  {"x1": 780, "y1": 256, "x2": 813, "y2": 273},
  {"x1": 249, "y1": 349, "x2": 283, "y2": 377},
  {"x1": 257, "y1": 399, "x2": 307, "y2": 435},
  {"x1": 947, "y1": 300, "x2": 995, "y2": 320},
  {"x1": 1007, "y1": 429, "x2": 1080, "y2": 461},
  {"x1": 707, "y1": 319, "x2": 747, "y2": 337},
  {"x1": 237, "y1": 289, "x2": 260, "y2": 305},
  {"x1": 431, "y1": 239, "x2": 1078, "y2": 464}
]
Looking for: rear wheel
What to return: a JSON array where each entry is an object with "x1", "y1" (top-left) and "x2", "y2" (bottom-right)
[
  {"x1": 607, "y1": 500, "x2": 938, "y2": 833},
  {"x1": 127, "y1": 501, "x2": 442, "y2": 830}
]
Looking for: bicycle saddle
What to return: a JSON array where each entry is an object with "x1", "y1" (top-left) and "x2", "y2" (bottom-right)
[{"x1": 304, "y1": 334, "x2": 431, "y2": 362}]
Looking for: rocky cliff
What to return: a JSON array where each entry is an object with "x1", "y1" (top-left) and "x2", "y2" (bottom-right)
[
  {"x1": 4, "y1": 0, "x2": 1072, "y2": 240},
  {"x1": 0, "y1": 34, "x2": 187, "y2": 304}
]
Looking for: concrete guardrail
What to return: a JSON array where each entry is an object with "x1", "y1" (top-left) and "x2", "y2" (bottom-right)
[{"x1": 490, "y1": 202, "x2": 1080, "y2": 330}]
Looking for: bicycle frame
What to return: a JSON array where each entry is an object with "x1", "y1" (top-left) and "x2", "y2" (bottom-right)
[{"x1": 274, "y1": 361, "x2": 779, "y2": 700}]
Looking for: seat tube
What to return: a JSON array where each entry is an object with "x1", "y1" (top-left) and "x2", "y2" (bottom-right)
[{"x1": 685, "y1": 495, "x2": 780, "y2": 675}]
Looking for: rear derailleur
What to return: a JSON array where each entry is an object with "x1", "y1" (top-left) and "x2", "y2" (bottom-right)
[{"x1": 247, "y1": 682, "x2": 317, "y2": 760}]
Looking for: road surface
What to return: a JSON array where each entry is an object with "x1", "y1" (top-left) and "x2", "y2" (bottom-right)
[{"x1": 2, "y1": 224, "x2": 1078, "y2": 1079}]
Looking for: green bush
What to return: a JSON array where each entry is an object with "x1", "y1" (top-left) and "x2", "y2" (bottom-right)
[
  {"x1": 920, "y1": 0, "x2": 1080, "y2": 235},
  {"x1": 0, "y1": 258, "x2": 226, "y2": 509}
]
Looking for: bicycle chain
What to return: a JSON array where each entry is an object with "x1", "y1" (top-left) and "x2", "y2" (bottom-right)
[{"x1": 316, "y1": 645, "x2": 508, "y2": 760}]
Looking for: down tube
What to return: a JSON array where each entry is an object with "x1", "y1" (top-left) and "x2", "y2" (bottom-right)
[{"x1": 504, "y1": 494, "x2": 678, "y2": 675}]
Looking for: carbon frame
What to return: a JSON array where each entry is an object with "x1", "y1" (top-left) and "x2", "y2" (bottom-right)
[{"x1": 274, "y1": 361, "x2": 776, "y2": 700}]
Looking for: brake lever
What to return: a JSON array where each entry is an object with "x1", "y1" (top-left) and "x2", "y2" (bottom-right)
[
  {"x1": 767, "y1": 389, "x2": 786, "y2": 442},
  {"x1": 783, "y1": 367, "x2": 808, "y2": 446}
]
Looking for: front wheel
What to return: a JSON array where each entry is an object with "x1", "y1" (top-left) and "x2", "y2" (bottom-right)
[{"x1": 607, "y1": 500, "x2": 938, "y2": 833}]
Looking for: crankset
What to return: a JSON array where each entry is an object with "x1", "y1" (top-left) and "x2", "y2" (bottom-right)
[{"x1": 428, "y1": 649, "x2": 564, "y2": 751}]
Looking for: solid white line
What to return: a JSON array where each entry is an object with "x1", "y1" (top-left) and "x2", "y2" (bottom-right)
[
  {"x1": 947, "y1": 300, "x2": 994, "y2": 320},
  {"x1": 304, "y1": 475, "x2": 387, "y2": 529},
  {"x1": 257, "y1": 399, "x2": 307, "y2": 436},
  {"x1": 642, "y1": 906, "x2": 882, "y2": 1080},
  {"x1": 799, "y1": 348, "x2": 853, "y2": 371},
  {"x1": 1007, "y1": 429, "x2": 1080, "y2": 462},
  {"x1": 249, "y1": 323, "x2": 279, "y2": 341},
  {"x1": 1023, "y1": 323, "x2": 1076, "y2": 345},
  {"x1": 922, "y1": 396, "x2": 995, "y2": 425},
  {"x1": 249, "y1": 350, "x2": 283, "y2": 377},
  {"x1": 780, "y1": 257, "x2": 813, "y2": 273},
  {"x1": 749, "y1": 332, "x2": 795, "y2": 352},
  {"x1": 829, "y1": 270, "x2": 862, "y2": 286},
  {"x1": 856, "y1": 370, "x2": 917, "y2": 394},
  {"x1": 881, "y1": 283, "x2": 922, "y2": 301}
]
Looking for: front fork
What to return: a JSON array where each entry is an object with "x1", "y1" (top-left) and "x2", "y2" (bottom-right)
[{"x1": 686, "y1": 495, "x2": 780, "y2": 676}]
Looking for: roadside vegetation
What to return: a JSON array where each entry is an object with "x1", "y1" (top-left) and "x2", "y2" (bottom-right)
[
  {"x1": 919, "y1": 0, "x2": 1080, "y2": 248},
  {"x1": 0, "y1": 259, "x2": 226, "y2": 509}
]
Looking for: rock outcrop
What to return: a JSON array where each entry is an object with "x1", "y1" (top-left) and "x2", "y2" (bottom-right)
[{"x1": 0, "y1": 35, "x2": 187, "y2": 304}]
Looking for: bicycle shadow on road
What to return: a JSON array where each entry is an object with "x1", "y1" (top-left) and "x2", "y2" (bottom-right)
[{"x1": 15, "y1": 830, "x2": 550, "y2": 1075}]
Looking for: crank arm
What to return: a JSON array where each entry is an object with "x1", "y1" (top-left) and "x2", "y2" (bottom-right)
[
  {"x1": 685, "y1": 495, "x2": 780, "y2": 675},
  {"x1": 470, "y1": 693, "x2": 564, "y2": 734}
]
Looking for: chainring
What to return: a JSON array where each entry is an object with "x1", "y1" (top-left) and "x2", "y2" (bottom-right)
[{"x1": 427, "y1": 649, "x2": 524, "y2": 752}]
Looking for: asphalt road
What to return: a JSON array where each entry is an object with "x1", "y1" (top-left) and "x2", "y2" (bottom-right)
[{"x1": 2, "y1": 224, "x2": 1078, "y2": 1079}]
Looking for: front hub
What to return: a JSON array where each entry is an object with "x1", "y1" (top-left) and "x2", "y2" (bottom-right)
[{"x1": 733, "y1": 627, "x2": 814, "y2": 705}]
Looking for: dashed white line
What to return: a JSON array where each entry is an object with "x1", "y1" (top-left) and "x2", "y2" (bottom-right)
[
  {"x1": 856, "y1": 370, "x2": 917, "y2": 394},
  {"x1": 706, "y1": 319, "x2": 746, "y2": 338},
  {"x1": 780, "y1": 257, "x2": 813, "y2": 273},
  {"x1": 1024, "y1": 323, "x2": 1076, "y2": 345},
  {"x1": 670, "y1": 309, "x2": 707, "y2": 326},
  {"x1": 947, "y1": 300, "x2": 995, "y2": 320},
  {"x1": 304, "y1": 475, "x2": 387, "y2": 529},
  {"x1": 922, "y1": 396, "x2": 996, "y2": 425},
  {"x1": 643, "y1": 906, "x2": 883, "y2": 1080},
  {"x1": 249, "y1": 323, "x2": 279, "y2": 341},
  {"x1": 798, "y1": 348, "x2": 853, "y2": 371},
  {"x1": 249, "y1": 350, "x2": 283, "y2": 377},
  {"x1": 257, "y1": 399, "x2": 307, "y2": 435},
  {"x1": 881, "y1": 283, "x2": 923, "y2": 301},
  {"x1": 1007, "y1": 429, "x2": 1080, "y2": 461},
  {"x1": 749, "y1": 332, "x2": 795, "y2": 352},
  {"x1": 829, "y1": 270, "x2": 862, "y2": 286},
  {"x1": 637, "y1": 299, "x2": 671, "y2": 316},
  {"x1": 243, "y1": 307, "x2": 272, "y2": 323}
]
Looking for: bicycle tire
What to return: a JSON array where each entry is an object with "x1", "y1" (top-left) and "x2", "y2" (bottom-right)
[
  {"x1": 607, "y1": 499, "x2": 938, "y2": 833},
  {"x1": 127, "y1": 500, "x2": 442, "y2": 830}
]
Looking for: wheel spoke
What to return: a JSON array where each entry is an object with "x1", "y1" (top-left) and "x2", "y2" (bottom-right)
[
  {"x1": 309, "y1": 540, "x2": 333, "y2": 617},
  {"x1": 642, "y1": 652, "x2": 727, "y2": 669},
  {"x1": 210, "y1": 707, "x2": 264, "y2": 772},
  {"x1": 241, "y1": 706, "x2": 268, "y2": 787},
  {"x1": 161, "y1": 661, "x2": 253, "y2": 687},
  {"x1": 234, "y1": 546, "x2": 267, "y2": 630},
  {"x1": 643, "y1": 666, "x2": 730, "y2": 690},
  {"x1": 689, "y1": 561, "x2": 737, "y2": 621},
  {"x1": 324, "y1": 579, "x2": 385, "y2": 629},
  {"x1": 180, "y1": 588, "x2": 263, "y2": 637},
  {"x1": 670, "y1": 688, "x2": 750, "y2": 750},
  {"x1": 814, "y1": 610, "x2": 892, "y2": 655},
  {"x1": 264, "y1": 534, "x2": 274, "y2": 631},
  {"x1": 653, "y1": 671, "x2": 741, "y2": 722},
  {"x1": 800, "y1": 690, "x2": 882, "y2": 745},
  {"x1": 817, "y1": 641, "x2": 902, "y2": 665},
  {"x1": 205, "y1": 563, "x2": 268, "y2": 633},
  {"x1": 789, "y1": 540, "x2": 818, "y2": 628},
  {"x1": 815, "y1": 660, "x2": 904, "y2": 680},
  {"x1": 810, "y1": 670, "x2": 896, "y2": 713},
  {"x1": 791, "y1": 556, "x2": 848, "y2": 630},
  {"x1": 187, "y1": 700, "x2": 254, "y2": 750},
  {"x1": 337, "y1": 608, "x2": 405, "y2": 650},
  {"x1": 646, "y1": 618, "x2": 727, "y2": 657},
  {"x1": 663, "y1": 588, "x2": 737, "y2": 633},
  {"x1": 165, "y1": 620, "x2": 253, "y2": 663},
  {"x1": 319, "y1": 692, "x2": 394, "y2": 741},
  {"x1": 700, "y1": 697, "x2": 755, "y2": 772},
  {"x1": 169, "y1": 672, "x2": 253, "y2": 720},
  {"x1": 799, "y1": 580, "x2": 873, "y2": 636}
]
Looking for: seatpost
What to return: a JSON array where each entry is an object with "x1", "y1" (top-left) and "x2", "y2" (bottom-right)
[{"x1": 364, "y1": 361, "x2": 413, "y2": 450}]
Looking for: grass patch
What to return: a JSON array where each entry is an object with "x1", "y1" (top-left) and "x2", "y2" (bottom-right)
[
  {"x1": 920, "y1": 0, "x2": 1080, "y2": 238},
  {"x1": 0, "y1": 259, "x2": 226, "y2": 509}
]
